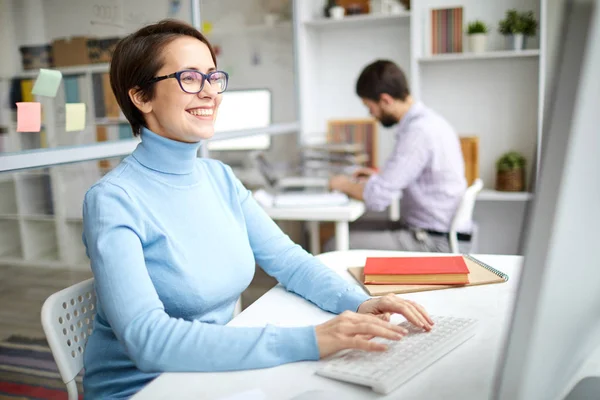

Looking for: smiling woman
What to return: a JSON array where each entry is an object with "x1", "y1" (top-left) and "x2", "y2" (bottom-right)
[
  {"x1": 109, "y1": 19, "x2": 227, "y2": 143},
  {"x1": 80, "y1": 18, "x2": 432, "y2": 400}
]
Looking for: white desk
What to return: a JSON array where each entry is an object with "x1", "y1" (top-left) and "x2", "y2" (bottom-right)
[
  {"x1": 260, "y1": 200, "x2": 365, "y2": 254},
  {"x1": 133, "y1": 250, "x2": 524, "y2": 400}
]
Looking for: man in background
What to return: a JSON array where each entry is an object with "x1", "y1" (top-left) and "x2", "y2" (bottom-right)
[{"x1": 328, "y1": 59, "x2": 471, "y2": 252}]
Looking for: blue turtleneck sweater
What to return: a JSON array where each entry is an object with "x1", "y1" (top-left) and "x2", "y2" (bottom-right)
[{"x1": 81, "y1": 128, "x2": 370, "y2": 399}]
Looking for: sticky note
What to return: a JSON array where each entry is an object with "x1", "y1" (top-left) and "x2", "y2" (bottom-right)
[
  {"x1": 65, "y1": 103, "x2": 86, "y2": 132},
  {"x1": 32, "y1": 69, "x2": 63, "y2": 97},
  {"x1": 16, "y1": 102, "x2": 41, "y2": 132}
]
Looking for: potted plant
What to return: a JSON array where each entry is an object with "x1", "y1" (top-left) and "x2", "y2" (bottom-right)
[
  {"x1": 496, "y1": 151, "x2": 526, "y2": 191},
  {"x1": 498, "y1": 9, "x2": 538, "y2": 51},
  {"x1": 466, "y1": 20, "x2": 489, "y2": 53}
]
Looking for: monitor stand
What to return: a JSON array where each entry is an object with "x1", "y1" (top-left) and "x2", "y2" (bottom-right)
[{"x1": 564, "y1": 377, "x2": 600, "y2": 400}]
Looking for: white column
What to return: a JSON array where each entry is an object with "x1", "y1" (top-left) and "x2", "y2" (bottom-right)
[
  {"x1": 308, "y1": 221, "x2": 320, "y2": 254},
  {"x1": 334, "y1": 221, "x2": 350, "y2": 251}
]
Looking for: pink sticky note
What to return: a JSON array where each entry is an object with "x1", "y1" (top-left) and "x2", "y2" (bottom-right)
[{"x1": 16, "y1": 102, "x2": 41, "y2": 133}]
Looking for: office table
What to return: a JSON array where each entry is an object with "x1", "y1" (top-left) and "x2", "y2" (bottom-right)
[
  {"x1": 259, "y1": 200, "x2": 365, "y2": 254},
  {"x1": 133, "y1": 250, "x2": 524, "y2": 400}
]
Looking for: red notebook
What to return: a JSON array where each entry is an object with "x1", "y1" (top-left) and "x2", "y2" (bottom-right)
[{"x1": 363, "y1": 256, "x2": 470, "y2": 285}]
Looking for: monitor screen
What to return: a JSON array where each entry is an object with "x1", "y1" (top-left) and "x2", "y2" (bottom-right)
[{"x1": 208, "y1": 89, "x2": 271, "y2": 151}]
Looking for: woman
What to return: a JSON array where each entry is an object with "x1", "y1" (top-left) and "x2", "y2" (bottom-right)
[{"x1": 82, "y1": 19, "x2": 433, "y2": 399}]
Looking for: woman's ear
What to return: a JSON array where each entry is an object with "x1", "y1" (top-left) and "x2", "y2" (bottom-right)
[{"x1": 128, "y1": 87, "x2": 153, "y2": 114}]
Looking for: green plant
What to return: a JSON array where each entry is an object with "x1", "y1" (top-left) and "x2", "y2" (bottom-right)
[
  {"x1": 496, "y1": 151, "x2": 526, "y2": 172},
  {"x1": 520, "y1": 11, "x2": 538, "y2": 36},
  {"x1": 498, "y1": 9, "x2": 538, "y2": 36},
  {"x1": 467, "y1": 20, "x2": 489, "y2": 35}
]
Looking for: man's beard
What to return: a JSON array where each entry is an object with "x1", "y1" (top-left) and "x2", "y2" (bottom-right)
[{"x1": 379, "y1": 112, "x2": 399, "y2": 128}]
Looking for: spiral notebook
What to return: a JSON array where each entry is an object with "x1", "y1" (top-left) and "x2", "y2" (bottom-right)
[{"x1": 348, "y1": 254, "x2": 509, "y2": 296}]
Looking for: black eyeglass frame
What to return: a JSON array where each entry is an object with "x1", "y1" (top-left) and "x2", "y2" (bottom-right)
[{"x1": 146, "y1": 70, "x2": 229, "y2": 94}]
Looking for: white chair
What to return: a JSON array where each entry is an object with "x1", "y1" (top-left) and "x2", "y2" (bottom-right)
[
  {"x1": 449, "y1": 178, "x2": 484, "y2": 254},
  {"x1": 41, "y1": 278, "x2": 96, "y2": 400}
]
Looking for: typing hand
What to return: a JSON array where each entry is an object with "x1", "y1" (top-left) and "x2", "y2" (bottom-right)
[
  {"x1": 315, "y1": 311, "x2": 408, "y2": 358},
  {"x1": 357, "y1": 294, "x2": 434, "y2": 331},
  {"x1": 328, "y1": 175, "x2": 352, "y2": 192},
  {"x1": 351, "y1": 167, "x2": 377, "y2": 180}
]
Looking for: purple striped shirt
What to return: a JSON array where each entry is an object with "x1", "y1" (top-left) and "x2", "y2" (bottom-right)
[{"x1": 363, "y1": 102, "x2": 469, "y2": 232}]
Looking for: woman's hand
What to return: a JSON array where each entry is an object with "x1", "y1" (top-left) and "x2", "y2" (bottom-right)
[
  {"x1": 357, "y1": 294, "x2": 434, "y2": 331},
  {"x1": 315, "y1": 311, "x2": 408, "y2": 358}
]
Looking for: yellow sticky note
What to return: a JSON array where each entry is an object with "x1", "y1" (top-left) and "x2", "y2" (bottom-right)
[
  {"x1": 202, "y1": 21, "x2": 213, "y2": 34},
  {"x1": 32, "y1": 69, "x2": 63, "y2": 97},
  {"x1": 65, "y1": 103, "x2": 86, "y2": 132},
  {"x1": 16, "y1": 102, "x2": 41, "y2": 132}
]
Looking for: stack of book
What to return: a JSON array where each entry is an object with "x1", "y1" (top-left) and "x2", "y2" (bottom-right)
[
  {"x1": 301, "y1": 142, "x2": 369, "y2": 176},
  {"x1": 348, "y1": 255, "x2": 509, "y2": 296},
  {"x1": 363, "y1": 256, "x2": 470, "y2": 285}
]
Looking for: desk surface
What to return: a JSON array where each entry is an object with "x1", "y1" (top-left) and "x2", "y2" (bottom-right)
[
  {"x1": 259, "y1": 199, "x2": 365, "y2": 222},
  {"x1": 133, "y1": 250, "x2": 523, "y2": 400}
]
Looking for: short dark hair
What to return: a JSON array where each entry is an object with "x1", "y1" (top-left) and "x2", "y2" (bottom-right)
[
  {"x1": 355, "y1": 60, "x2": 410, "y2": 102},
  {"x1": 110, "y1": 19, "x2": 217, "y2": 136}
]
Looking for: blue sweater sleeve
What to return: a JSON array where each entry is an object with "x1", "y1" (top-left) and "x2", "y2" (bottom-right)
[
  {"x1": 83, "y1": 182, "x2": 321, "y2": 373},
  {"x1": 223, "y1": 166, "x2": 370, "y2": 314}
]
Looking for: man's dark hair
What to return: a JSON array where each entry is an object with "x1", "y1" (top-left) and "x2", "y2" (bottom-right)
[
  {"x1": 355, "y1": 60, "x2": 410, "y2": 102},
  {"x1": 109, "y1": 19, "x2": 217, "y2": 136}
]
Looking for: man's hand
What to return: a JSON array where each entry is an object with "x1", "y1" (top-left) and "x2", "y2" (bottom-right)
[
  {"x1": 329, "y1": 174, "x2": 353, "y2": 192},
  {"x1": 352, "y1": 167, "x2": 378, "y2": 180},
  {"x1": 357, "y1": 294, "x2": 434, "y2": 331}
]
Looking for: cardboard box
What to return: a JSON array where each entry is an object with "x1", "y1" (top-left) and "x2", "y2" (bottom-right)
[
  {"x1": 19, "y1": 45, "x2": 53, "y2": 70},
  {"x1": 88, "y1": 37, "x2": 120, "y2": 64},
  {"x1": 52, "y1": 37, "x2": 90, "y2": 67}
]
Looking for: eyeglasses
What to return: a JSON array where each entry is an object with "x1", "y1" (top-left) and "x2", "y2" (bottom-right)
[{"x1": 146, "y1": 70, "x2": 229, "y2": 94}]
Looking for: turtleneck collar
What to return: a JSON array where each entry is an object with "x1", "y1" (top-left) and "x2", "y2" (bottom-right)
[{"x1": 132, "y1": 128, "x2": 202, "y2": 175}]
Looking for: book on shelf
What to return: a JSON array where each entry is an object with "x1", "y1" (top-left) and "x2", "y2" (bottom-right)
[
  {"x1": 363, "y1": 255, "x2": 470, "y2": 285},
  {"x1": 431, "y1": 7, "x2": 463, "y2": 54}
]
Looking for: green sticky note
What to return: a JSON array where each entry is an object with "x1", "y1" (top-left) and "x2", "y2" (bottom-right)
[
  {"x1": 32, "y1": 69, "x2": 63, "y2": 97},
  {"x1": 65, "y1": 103, "x2": 86, "y2": 132}
]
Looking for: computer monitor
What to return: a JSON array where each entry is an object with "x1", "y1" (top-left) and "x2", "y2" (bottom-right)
[
  {"x1": 493, "y1": 1, "x2": 600, "y2": 399},
  {"x1": 208, "y1": 89, "x2": 271, "y2": 151}
]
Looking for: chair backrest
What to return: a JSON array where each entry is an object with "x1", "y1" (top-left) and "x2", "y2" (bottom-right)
[
  {"x1": 41, "y1": 278, "x2": 96, "y2": 400},
  {"x1": 449, "y1": 178, "x2": 484, "y2": 253}
]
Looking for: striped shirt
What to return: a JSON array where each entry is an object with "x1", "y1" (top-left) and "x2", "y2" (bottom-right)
[{"x1": 363, "y1": 102, "x2": 469, "y2": 232}]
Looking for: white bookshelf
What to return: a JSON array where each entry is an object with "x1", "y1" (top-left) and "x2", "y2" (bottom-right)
[
  {"x1": 0, "y1": 64, "x2": 113, "y2": 270},
  {"x1": 304, "y1": 12, "x2": 410, "y2": 28},
  {"x1": 293, "y1": 0, "x2": 545, "y2": 254},
  {"x1": 418, "y1": 49, "x2": 540, "y2": 62}
]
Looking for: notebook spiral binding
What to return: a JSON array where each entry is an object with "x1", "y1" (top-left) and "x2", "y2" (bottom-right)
[{"x1": 464, "y1": 254, "x2": 509, "y2": 281}]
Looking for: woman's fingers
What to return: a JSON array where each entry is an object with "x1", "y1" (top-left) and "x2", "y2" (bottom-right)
[
  {"x1": 407, "y1": 300, "x2": 434, "y2": 326},
  {"x1": 346, "y1": 336, "x2": 387, "y2": 352},
  {"x1": 381, "y1": 296, "x2": 432, "y2": 331}
]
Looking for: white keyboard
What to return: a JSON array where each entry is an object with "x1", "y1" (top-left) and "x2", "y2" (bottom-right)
[{"x1": 316, "y1": 316, "x2": 478, "y2": 395}]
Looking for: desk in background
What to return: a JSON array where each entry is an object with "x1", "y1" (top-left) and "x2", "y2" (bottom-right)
[
  {"x1": 259, "y1": 200, "x2": 365, "y2": 254},
  {"x1": 133, "y1": 250, "x2": 523, "y2": 400}
]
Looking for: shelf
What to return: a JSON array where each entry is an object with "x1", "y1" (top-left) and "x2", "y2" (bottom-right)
[
  {"x1": 208, "y1": 21, "x2": 292, "y2": 37},
  {"x1": 477, "y1": 190, "x2": 533, "y2": 201},
  {"x1": 22, "y1": 219, "x2": 59, "y2": 261},
  {"x1": 95, "y1": 117, "x2": 129, "y2": 126},
  {"x1": 0, "y1": 179, "x2": 18, "y2": 214},
  {"x1": 0, "y1": 214, "x2": 20, "y2": 220},
  {"x1": 16, "y1": 174, "x2": 54, "y2": 215},
  {"x1": 0, "y1": 220, "x2": 22, "y2": 258},
  {"x1": 22, "y1": 214, "x2": 55, "y2": 221},
  {"x1": 418, "y1": 49, "x2": 540, "y2": 63},
  {"x1": 15, "y1": 63, "x2": 110, "y2": 79},
  {"x1": 304, "y1": 12, "x2": 410, "y2": 28}
]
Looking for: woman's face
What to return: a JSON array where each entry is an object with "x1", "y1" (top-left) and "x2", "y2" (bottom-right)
[{"x1": 132, "y1": 36, "x2": 222, "y2": 143}]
